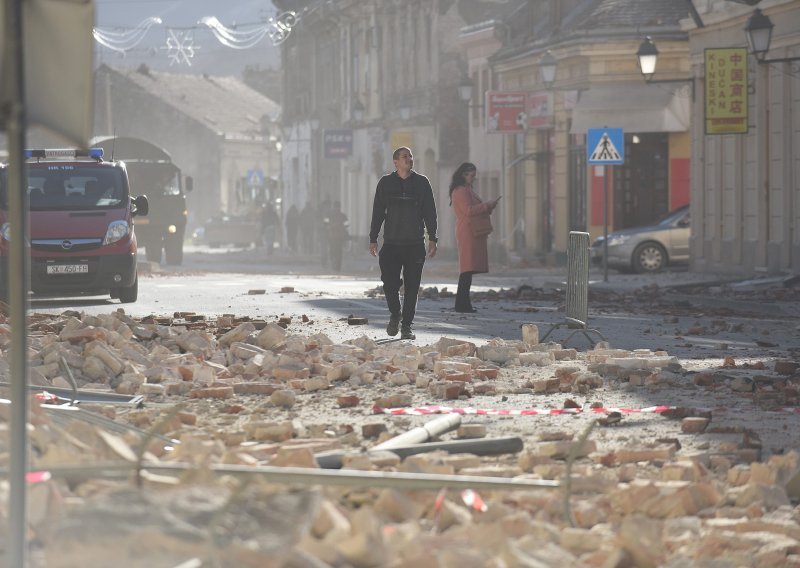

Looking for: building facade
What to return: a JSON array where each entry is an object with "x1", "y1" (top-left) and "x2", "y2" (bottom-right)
[
  {"x1": 687, "y1": 0, "x2": 800, "y2": 276},
  {"x1": 94, "y1": 64, "x2": 281, "y2": 234},
  {"x1": 276, "y1": 0, "x2": 508, "y2": 249},
  {"x1": 462, "y1": 0, "x2": 692, "y2": 263}
]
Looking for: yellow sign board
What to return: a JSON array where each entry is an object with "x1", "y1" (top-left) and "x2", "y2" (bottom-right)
[
  {"x1": 704, "y1": 47, "x2": 748, "y2": 135},
  {"x1": 390, "y1": 131, "x2": 414, "y2": 151}
]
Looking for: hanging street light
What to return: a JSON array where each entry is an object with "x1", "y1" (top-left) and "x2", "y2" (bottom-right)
[
  {"x1": 636, "y1": 36, "x2": 659, "y2": 81},
  {"x1": 540, "y1": 50, "x2": 558, "y2": 87}
]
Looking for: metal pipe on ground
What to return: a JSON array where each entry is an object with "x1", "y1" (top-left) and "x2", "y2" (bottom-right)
[
  {"x1": 14, "y1": 461, "x2": 560, "y2": 492},
  {"x1": 0, "y1": 381, "x2": 144, "y2": 405},
  {"x1": 315, "y1": 436, "x2": 524, "y2": 469},
  {"x1": 372, "y1": 414, "x2": 462, "y2": 450}
]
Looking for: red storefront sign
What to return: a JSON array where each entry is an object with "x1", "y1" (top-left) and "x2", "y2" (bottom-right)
[
  {"x1": 486, "y1": 91, "x2": 526, "y2": 133},
  {"x1": 526, "y1": 91, "x2": 553, "y2": 129}
]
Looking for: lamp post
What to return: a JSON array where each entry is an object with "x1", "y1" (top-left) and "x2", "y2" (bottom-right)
[
  {"x1": 636, "y1": 36, "x2": 659, "y2": 81},
  {"x1": 540, "y1": 50, "x2": 557, "y2": 87},
  {"x1": 457, "y1": 76, "x2": 473, "y2": 103},
  {"x1": 636, "y1": 36, "x2": 694, "y2": 99},
  {"x1": 742, "y1": 8, "x2": 800, "y2": 269},
  {"x1": 744, "y1": 8, "x2": 800, "y2": 64},
  {"x1": 536, "y1": 50, "x2": 559, "y2": 257},
  {"x1": 457, "y1": 76, "x2": 484, "y2": 110},
  {"x1": 352, "y1": 97, "x2": 365, "y2": 121}
]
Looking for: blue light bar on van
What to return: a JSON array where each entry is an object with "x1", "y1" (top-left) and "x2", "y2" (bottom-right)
[{"x1": 24, "y1": 148, "x2": 104, "y2": 159}]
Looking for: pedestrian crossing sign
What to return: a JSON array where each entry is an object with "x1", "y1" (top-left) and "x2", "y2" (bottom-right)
[{"x1": 587, "y1": 128, "x2": 624, "y2": 165}]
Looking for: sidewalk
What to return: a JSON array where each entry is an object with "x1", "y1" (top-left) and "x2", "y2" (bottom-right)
[{"x1": 168, "y1": 243, "x2": 794, "y2": 296}]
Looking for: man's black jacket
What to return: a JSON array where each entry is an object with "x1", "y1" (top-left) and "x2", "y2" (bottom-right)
[{"x1": 369, "y1": 170, "x2": 438, "y2": 246}]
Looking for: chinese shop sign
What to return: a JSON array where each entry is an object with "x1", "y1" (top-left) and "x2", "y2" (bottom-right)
[{"x1": 705, "y1": 48, "x2": 748, "y2": 135}]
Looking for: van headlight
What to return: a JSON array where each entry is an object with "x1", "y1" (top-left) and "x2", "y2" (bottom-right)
[
  {"x1": 0, "y1": 223, "x2": 10, "y2": 241},
  {"x1": 103, "y1": 220, "x2": 130, "y2": 245}
]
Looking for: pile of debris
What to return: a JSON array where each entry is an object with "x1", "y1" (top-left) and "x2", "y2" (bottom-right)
[{"x1": 1, "y1": 308, "x2": 799, "y2": 567}]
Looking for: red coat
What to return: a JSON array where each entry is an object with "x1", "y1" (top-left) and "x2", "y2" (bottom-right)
[{"x1": 452, "y1": 185, "x2": 493, "y2": 274}]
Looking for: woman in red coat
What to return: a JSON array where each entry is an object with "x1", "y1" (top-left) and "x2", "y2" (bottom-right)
[{"x1": 449, "y1": 162, "x2": 500, "y2": 313}]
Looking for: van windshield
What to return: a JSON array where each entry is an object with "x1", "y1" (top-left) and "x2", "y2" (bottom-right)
[
  {"x1": 0, "y1": 165, "x2": 127, "y2": 211},
  {"x1": 126, "y1": 163, "x2": 181, "y2": 197}
]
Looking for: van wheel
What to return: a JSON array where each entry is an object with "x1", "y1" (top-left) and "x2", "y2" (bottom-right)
[
  {"x1": 117, "y1": 275, "x2": 138, "y2": 303},
  {"x1": 165, "y1": 235, "x2": 183, "y2": 265},
  {"x1": 145, "y1": 241, "x2": 162, "y2": 263}
]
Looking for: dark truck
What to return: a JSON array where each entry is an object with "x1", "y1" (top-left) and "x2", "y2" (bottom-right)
[{"x1": 92, "y1": 137, "x2": 192, "y2": 265}]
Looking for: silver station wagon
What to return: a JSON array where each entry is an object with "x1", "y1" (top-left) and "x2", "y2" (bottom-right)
[{"x1": 591, "y1": 205, "x2": 690, "y2": 273}]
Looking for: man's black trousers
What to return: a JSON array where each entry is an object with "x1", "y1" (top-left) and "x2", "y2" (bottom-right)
[{"x1": 379, "y1": 243, "x2": 426, "y2": 326}]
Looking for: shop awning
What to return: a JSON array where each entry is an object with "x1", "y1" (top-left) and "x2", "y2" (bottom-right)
[{"x1": 569, "y1": 83, "x2": 691, "y2": 134}]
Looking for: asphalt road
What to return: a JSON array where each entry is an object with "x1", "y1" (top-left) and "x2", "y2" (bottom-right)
[{"x1": 23, "y1": 244, "x2": 800, "y2": 363}]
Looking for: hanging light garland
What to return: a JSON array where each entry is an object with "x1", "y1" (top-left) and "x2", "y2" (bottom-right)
[
  {"x1": 199, "y1": 16, "x2": 271, "y2": 50},
  {"x1": 199, "y1": 11, "x2": 299, "y2": 49},
  {"x1": 92, "y1": 16, "x2": 163, "y2": 55},
  {"x1": 162, "y1": 29, "x2": 198, "y2": 66},
  {"x1": 93, "y1": 11, "x2": 299, "y2": 65}
]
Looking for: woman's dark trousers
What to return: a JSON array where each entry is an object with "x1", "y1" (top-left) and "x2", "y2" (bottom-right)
[{"x1": 455, "y1": 271, "x2": 474, "y2": 311}]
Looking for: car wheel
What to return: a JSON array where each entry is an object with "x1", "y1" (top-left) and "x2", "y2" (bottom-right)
[
  {"x1": 632, "y1": 242, "x2": 667, "y2": 273},
  {"x1": 117, "y1": 274, "x2": 138, "y2": 303}
]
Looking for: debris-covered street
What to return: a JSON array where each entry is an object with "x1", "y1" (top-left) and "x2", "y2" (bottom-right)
[{"x1": 2, "y1": 249, "x2": 800, "y2": 567}]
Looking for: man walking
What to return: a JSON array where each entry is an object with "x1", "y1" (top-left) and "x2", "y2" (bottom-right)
[{"x1": 369, "y1": 147, "x2": 438, "y2": 340}]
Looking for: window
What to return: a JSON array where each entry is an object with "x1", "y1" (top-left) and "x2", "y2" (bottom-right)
[{"x1": 20, "y1": 166, "x2": 126, "y2": 211}]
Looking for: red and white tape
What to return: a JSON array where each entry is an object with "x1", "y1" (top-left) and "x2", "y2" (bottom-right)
[{"x1": 373, "y1": 404, "x2": 800, "y2": 416}]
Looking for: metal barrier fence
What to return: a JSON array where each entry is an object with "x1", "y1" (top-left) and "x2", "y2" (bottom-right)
[{"x1": 540, "y1": 231, "x2": 605, "y2": 347}]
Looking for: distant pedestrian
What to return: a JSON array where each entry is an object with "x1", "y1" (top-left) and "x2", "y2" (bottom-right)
[
  {"x1": 318, "y1": 196, "x2": 332, "y2": 269},
  {"x1": 299, "y1": 200, "x2": 316, "y2": 254},
  {"x1": 261, "y1": 202, "x2": 279, "y2": 255},
  {"x1": 285, "y1": 204, "x2": 300, "y2": 252},
  {"x1": 449, "y1": 162, "x2": 500, "y2": 312},
  {"x1": 369, "y1": 147, "x2": 438, "y2": 340},
  {"x1": 326, "y1": 201, "x2": 349, "y2": 272}
]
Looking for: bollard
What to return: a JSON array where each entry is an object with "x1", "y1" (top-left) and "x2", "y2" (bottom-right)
[
  {"x1": 565, "y1": 231, "x2": 590, "y2": 329},
  {"x1": 540, "y1": 231, "x2": 605, "y2": 347}
]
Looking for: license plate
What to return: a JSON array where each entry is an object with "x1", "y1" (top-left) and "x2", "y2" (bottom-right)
[
  {"x1": 135, "y1": 218, "x2": 150, "y2": 225},
  {"x1": 47, "y1": 264, "x2": 89, "y2": 275}
]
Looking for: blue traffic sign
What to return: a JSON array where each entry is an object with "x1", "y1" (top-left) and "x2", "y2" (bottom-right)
[
  {"x1": 246, "y1": 168, "x2": 265, "y2": 188},
  {"x1": 587, "y1": 128, "x2": 624, "y2": 165}
]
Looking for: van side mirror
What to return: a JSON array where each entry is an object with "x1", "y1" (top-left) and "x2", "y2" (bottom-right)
[
  {"x1": 133, "y1": 194, "x2": 149, "y2": 217},
  {"x1": 184, "y1": 176, "x2": 193, "y2": 192}
]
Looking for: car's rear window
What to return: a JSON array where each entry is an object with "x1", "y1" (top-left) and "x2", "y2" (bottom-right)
[{"x1": 0, "y1": 165, "x2": 127, "y2": 211}]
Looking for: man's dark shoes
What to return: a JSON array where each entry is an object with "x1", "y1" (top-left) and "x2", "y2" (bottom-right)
[
  {"x1": 400, "y1": 324, "x2": 416, "y2": 340},
  {"x1": 386, "y1": 314, "x2": 401, "y2": 337}
]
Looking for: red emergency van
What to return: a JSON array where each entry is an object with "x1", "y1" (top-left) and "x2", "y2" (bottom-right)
[{"x1": 0, "y1": 148, "x2": 149, "y2": 302}]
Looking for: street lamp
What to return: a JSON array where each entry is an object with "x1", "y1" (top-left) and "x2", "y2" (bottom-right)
[
  {"x1": 744, "y1": 8, "x2": 800, "y2": 64},
  {"x1": 636, "y1": 36, "x2": 659, "y2": 81},
  {"x1": 636, "y1": 36, "x2": 694, "y2": 99},
  {"x1": 352, "y1": 97, "x2": 365, "y2": 121},
  {"x1": 457, "y1": 76, "x2": 484, "y2": 109},
  {"x1": 540, "y1": 50, "x2": 557, "y2": 87},
  {"x1": 457, "y1": 76, "x2": 473, "y2": 102}
]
